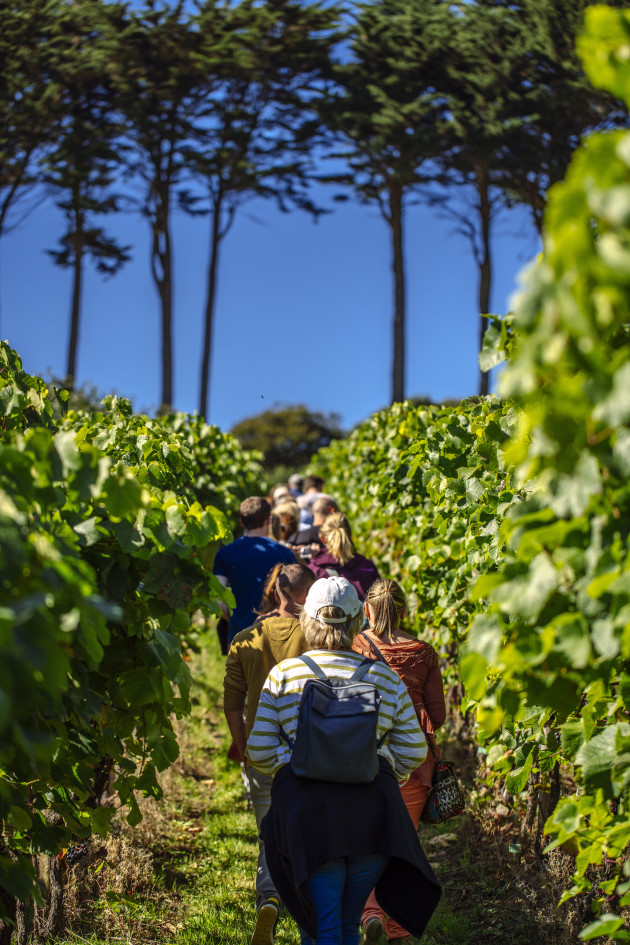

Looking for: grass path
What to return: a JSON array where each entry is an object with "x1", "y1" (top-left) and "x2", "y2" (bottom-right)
[{"x1": 61, "y1": 632, "x2": 577, "y2": 945}]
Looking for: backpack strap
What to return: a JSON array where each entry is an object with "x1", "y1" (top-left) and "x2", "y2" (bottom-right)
[
  {"x1": 278, "y1": 724, "x2": 294, "y2": 749},
  {"x1": 278, "y1": 655, "x2": 326, "y2": 748},
  {"x1": 359, "y1": 631, "x2": 388, "y2": 664},
  {"x1": 350, "y1": 658, "x2": 388, "y2": 748},
  {"x1": 298, "y1": 653, "x2": 374, "y2": 682},
  {"x1": 350, "y1": 657, "x2": 378, "y2": 682},
  {"x1": 299, "y1": 653, "x2": 329, "y2": 679}
]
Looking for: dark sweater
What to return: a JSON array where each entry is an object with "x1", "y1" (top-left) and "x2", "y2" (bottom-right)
[
  {"x1": 288, "y1": 525, "x2": 321, "y2": 547},
  {"x1": 261, "y1": 758, "x2": 442, "y2": 939},
  {"x1": 308, "y1": 550, "x2": 380, "y2": 600}
]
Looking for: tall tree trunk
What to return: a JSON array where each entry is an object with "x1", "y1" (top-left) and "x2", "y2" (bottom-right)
[
  {"x1": 66, "y1": 207, "x2": 84, "y2": 389},
  {"x1": 477, "y1": 166, "x2": 491, "y2": 397},
  {"x1": 150, "y1": 183, "x2": 174, "y2": 410},
  {"x1": 199, "y1": 200, "x2": 222, "y2": 420},
  {"x1": 390, "y1": 180, "x2": 406, "y2": 404}
]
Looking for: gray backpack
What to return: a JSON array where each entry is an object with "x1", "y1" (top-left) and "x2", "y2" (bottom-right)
[{"x1": 279, "y1": 654, "x2": 386, "y2": 783}]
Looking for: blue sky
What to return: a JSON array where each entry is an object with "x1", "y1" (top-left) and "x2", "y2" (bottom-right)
[{"x1": 1, "y1": 186, "x2": 538, "y2": 433}]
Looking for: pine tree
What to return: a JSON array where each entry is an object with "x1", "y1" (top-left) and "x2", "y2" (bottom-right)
[
  {"x1": 500, "y1": 0, "x2": 628, "y2": 234},
  {"x1": 433, "y1": 0, "x2": 628, "y2": 395},
  {"x1": 319, "y1": 0, "x2": 452, "y2": 404},
  {"x1": 42, "y1": 0, "x2": 130, "y2": 388},
  {"x1": 185, "y1": 0, "x2": 341, "y2": 419},
  {"x1": 113, "y1": 1, "x2": 209, "y2": 410},
  {"x1": 0, "y1": 1, "x2": 63, "y2": 325},
  {"x1": 430, "y1": 0, "x2": 532, "y2": 396}
]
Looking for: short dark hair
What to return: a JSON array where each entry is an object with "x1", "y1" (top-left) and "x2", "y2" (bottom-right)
[
  {"x1": 303, "y1": 475, "x2": 323, "y2": 492},
  {"x1": 256, "y1": 562, "x2": 316, "y2": 615},
  {"x1": 239, "y1": 496, "x2": 271, "y2": 530}
]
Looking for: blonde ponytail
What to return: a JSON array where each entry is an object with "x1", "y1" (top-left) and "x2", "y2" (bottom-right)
[
  {"x1": 319, "y1": 512, "x2": 355, "y2": 567},
  {"x1": 365, "y1": 579, "x2": 406, "y2": 638}
]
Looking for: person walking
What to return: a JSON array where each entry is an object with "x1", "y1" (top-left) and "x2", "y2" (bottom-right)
[
  {"x1": 352, "y1": 578, "x2": 446, "y2": 945},
  {"x1": 224, "y1": 563, "x2": 316, "y2": 945},
  {"x1": 247, "y1": 576, "x2": 441, "y2": 945},
  {"x1": 308, "y1": 513, "x2": 379, "y2": 600},
  {"x1": 288, "y1": 473, "x2": 303, "y2": 498},
  {"x1": 270, "y1": 484, "x2": 293, "y2": 506},
  {"x1": 288, "y1": 495, "x2": 338, "y2": 561},
  {"x1": 270, "y1": 500, "x2": 301, "y2": 549},
  {"x1": 214, "y1": 496, "x2": 295, "y2": 645},
  {"x1": 297, "y1": 475, "x2": 327, "y2": 528}
]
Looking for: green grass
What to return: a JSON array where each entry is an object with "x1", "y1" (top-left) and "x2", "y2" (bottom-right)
[
  {"x1": 155, "y1": 635, "x2": 279, "y2": 945},
  {"x1": 57, "y1": 631, "x2": 268, "y2": 945},
  {"x1": 422, "y1": 906, "x2": 477, "y2": 945}
]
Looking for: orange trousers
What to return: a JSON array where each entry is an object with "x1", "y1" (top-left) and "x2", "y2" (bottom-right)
[{"x1": 361, "y1": 780, "x2": 430, "y2": 941}]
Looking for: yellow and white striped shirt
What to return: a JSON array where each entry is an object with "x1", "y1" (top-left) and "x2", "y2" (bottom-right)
[{"x1": 247, "y1": 649, "x2": 426, "y2": 780}]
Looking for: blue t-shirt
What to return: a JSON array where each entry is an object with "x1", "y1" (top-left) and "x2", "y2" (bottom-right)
[{"x1": 214, "y1": 535, "x2": 295, "y2": 639}]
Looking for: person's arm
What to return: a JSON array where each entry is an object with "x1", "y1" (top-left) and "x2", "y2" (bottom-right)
[
  {"x1": 224, "y1": 710, "x2": 247, "y2": 762},
  {"x1": 381, "y1": 679, "x2": 427, "y2": 780},
  {"x1": 246, "y1": 669, "x2": 291, "y2": 776},
  {"x1": 223, "y1": 645, "x2": 247, "y2": 758},
  {"x1": 215, "y1": 573, "x2": 230, "y2": 620}
]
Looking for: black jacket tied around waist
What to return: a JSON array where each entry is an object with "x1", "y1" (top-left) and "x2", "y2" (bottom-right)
[{"x1": 260, "y1": 756, "x2": 442, "y2": 939}]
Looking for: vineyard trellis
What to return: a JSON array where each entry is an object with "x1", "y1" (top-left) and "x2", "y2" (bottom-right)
[{"x1": 0, "y1": 342, "x2": 264, "y2": 940}]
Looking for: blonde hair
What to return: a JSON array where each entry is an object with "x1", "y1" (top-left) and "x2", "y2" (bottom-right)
[
  {"x1": 270, "y1": 500, "x2": 300, "y2": 541},
  {"x1": 365, "y1": 579, "x2": 406, "y2": 638},
  {"x1": 319, "y1": 512, "x2": 355, "y2": 567},
  {"x1": 300, "y1": 606, "x2": 364, "y2": 651}
]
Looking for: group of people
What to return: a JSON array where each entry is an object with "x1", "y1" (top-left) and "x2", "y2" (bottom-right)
[
  {"x1": 214, "y1": 477, "x2": 380, "y2": 649},
  {"x1": 216, "y1": 484, "x2": 446, "y2": 945}
]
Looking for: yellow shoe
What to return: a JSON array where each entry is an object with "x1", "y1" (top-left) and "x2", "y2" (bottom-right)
[{"x1": 251, "y1": 898, "x2": 280, "y2": 945}]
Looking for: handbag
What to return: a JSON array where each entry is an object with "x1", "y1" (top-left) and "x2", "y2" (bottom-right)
[
  {"x1": 358, "y1": 631, "x2": 466, "y2": 823},
  {"x1": 420, "y1": 734, "x2": 466, "y2": 824}
]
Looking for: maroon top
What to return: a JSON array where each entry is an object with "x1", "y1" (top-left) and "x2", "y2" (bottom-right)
[
  {"x1": 352, "y1": 634, "x2": 446, "y2": 786},
  {"x1": 308, "y1": 550, "x2": 380, "y2": 600}
]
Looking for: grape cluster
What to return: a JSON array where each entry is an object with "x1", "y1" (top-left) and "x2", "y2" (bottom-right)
[{"x1": 66, "y1": 841, "x2": 88, "y2": 866}]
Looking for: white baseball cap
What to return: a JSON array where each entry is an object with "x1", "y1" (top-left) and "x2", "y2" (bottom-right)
[{"x1": 304, "y1": 577, "x2": 362, "y2": 625}]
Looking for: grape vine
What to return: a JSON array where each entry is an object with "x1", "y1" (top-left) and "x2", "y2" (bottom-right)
[
  {"x1": 312, "y1": 10, "x2": 630, "y2": 938},
  {"x1": 0, "y1": 342, "x2": 263, "y2": 912}
]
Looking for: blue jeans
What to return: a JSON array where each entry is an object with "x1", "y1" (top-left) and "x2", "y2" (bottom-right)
[{"x1": 301, "y1": 854, "x2": 389, "y2": 945}]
